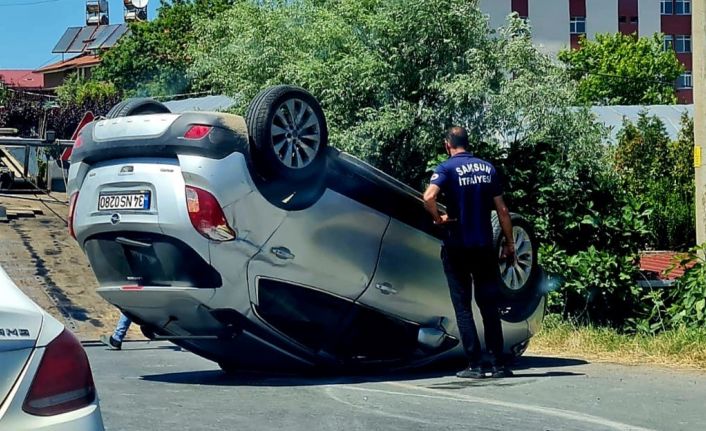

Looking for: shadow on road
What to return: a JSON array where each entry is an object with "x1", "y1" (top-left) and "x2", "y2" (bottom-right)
[
  {"x1": 140, "y1": 355, "x2": 587, "y2": 387},
  {"x1": 82, "y1": 341, "x2": 183, "y2": 352},
  {"x1": 513, "y1": 356, "x2": 588, "y2": 370}
]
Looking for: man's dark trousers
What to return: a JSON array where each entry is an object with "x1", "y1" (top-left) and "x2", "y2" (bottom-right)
[{"x1": 441, "y1": 246, "x2": 504, "y2": 365}]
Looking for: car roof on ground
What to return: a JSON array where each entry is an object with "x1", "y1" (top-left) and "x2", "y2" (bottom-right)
[{"x1": 163, "y1": 95, "x2": 239, "y2": 113}]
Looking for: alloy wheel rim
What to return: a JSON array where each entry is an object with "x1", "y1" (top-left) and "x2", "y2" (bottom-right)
[
  {"x1": 270, "y1": 98, "x2": 321, "y2": 169},
  {"x1": 498, "y1": 226, "x2": 534, "y2": 291}
]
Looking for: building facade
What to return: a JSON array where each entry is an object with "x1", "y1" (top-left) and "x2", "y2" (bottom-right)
[{"x1": 479, "y1": 0, "x2": 693, "y2": 103}]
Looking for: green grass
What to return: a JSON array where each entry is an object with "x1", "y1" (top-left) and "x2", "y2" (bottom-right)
[{"x1": 530, "y1": 315, "x2": 706, "y2": 370}]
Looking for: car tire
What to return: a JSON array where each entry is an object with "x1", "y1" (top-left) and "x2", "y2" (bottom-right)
[
  {"x1": 492, "y1": 213, "x2": 540, "y2": 300},
  {"x1": 245, "y1": 85, "x2": 328, "y2": 182},
  {"x1": 105, "y1": 98, "x2": 171, "y2": 119}
]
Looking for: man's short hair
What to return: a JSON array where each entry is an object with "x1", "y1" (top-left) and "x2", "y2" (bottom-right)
[{"x1": 446, "y1": 127, "x2": 469, "y2": 149}]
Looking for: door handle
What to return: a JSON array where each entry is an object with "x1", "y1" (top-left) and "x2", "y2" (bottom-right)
[
  {"x1": 270, "y1": 247, "x2": 295, "y2": 260},
  {"x1": 375, "y1": 282, "x2": 397, "y2": 295}
]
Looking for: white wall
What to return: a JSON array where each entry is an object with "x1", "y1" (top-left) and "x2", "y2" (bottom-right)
[
  {"x1": 639, "y1": 0, "x2": 662, "y2": 37},
  {"x1": 528, "y1": 0, "x2": 570, "y2": 56},
  {"x1": 478, "y1": 0, "x2": 512, "y2": 29},
  {"x1": 587, "y1": 0, "x2": 618, "y2": 40}
]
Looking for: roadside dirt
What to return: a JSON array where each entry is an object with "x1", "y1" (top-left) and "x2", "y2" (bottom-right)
[{"x1": 0, "y1": 192, "x2": 141, "y2": 341}]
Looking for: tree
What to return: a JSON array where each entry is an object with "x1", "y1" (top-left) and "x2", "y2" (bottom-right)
[
  {"x1": 94, "y1": 0, "x2": 237, "y2": 97},
  {"x1": 614, "y1": 112, "x2": 695, "y2": 250},
  {"x1": 56, "y1": 73, "x2": 117, "y2": 106},
  {"x1": 558, "y1": 33, "x2": 684, "y2": 105},
  {"x1": 188, "y1": 1, "x2": 625, "y2": 246}
]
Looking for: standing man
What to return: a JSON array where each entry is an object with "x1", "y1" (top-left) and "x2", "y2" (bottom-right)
[{"x1": 423, "y1": 127, "x2": 515, "y2": 379}]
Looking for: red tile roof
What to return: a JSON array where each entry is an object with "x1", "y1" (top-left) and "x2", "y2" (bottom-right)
[
  {"x1": 639, "y1": 251, "x2": 696, "y2": 280},
  {"x1": 0, "y1": 70, "x2": 45, "y2": 89},
  {"x1": 35, "y1": 54, "x2": 101, "y2": 74}
]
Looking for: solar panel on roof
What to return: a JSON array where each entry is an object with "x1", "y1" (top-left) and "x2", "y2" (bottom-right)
[
  {"x1": 52, "y1": 27, "x2": 82, "y2": 54},
  {"x1": 67, "y1": 26, "x2": 100, "y2": 53},
  {"x1": 101, "y1": 24, "x2": 129, "y2": 49},
  {"x1": 87, "y1": 24, "x2": 120, "y2": 50}
]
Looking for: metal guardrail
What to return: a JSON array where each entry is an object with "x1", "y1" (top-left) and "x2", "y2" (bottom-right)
[
  {"x1": 0, "y1": 137, "x2": 74, "y2": 188},
  {"x1": 0, "y1": 137, "x2": 74, "y2": 148}
]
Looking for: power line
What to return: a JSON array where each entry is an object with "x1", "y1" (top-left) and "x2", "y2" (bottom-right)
[{"x1": 0, "y1": 0, "x2": 61, "y2": 6}]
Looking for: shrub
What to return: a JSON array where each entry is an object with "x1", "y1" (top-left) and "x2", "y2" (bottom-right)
[
  {"x1": 613, "y1": 112, "x2": 695, "y2": 250},
  {"x1": 539, "y1": 198, "x2": 652, "y2": 329},
  {"x1": 669, "y1": 245, "x2": 706, "y2": 328},
  {"x1": 56, "y1": 74, "x2": 118, "y2": 106}
]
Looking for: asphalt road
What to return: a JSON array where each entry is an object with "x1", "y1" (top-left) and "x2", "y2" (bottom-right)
[{"x1": 85, "y1": 341, "x2": 706, "y2": 431}]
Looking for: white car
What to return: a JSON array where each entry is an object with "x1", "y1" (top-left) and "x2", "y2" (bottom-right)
[{"x1": 0, "y1": 266, "x2": 104, "y2": 430}]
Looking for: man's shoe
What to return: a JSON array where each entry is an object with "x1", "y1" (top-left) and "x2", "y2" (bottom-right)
[
  {"x1": 100, "y1": 335, "x2": 122, "y2": 350},
  {"x1": 456, "y1": 365, "x2": 486, "y2": 379},
  {"x1": 490, "y1": 365, "x2": 513, "y2": 378}
]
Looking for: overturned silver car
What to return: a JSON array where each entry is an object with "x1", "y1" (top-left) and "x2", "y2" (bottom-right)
[{"x1": 68, "y1": 86, "x2": 545, "y2": 371}]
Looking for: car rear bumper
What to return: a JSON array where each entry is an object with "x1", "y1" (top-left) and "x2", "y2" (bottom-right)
[{"x1": 0, "y1": 405, "x2": 104, "y2": 431}]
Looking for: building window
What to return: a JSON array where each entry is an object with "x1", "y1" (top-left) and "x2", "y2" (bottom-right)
[
  {"x1": 675, "y1": 35, "x2": 692, "y2": 53},
  {"x1": 570, "y1": 17, "x2": 586, "y2": 35},
  {"x1": 675, "y1": 0, "x2": 691, "y2": 15},
  {"x1": 619, "y1": 16, "x2": 627, "y2": 23},
  {"x1": 663, "y1": 35, "x2": 674, "y2": 51},
  {"x1": 630, "y1": 16, "x2": 639, "y2": 24},
  {"x1": 661, "y1": 0, "x2": 673, "y2": 15},
  {"x1": 677, "y1": 71, "x2": 692, "y2": 89}
]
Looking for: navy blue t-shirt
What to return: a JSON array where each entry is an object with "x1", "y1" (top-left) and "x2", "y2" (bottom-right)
[{"x1": 430, "y1": 152, "x2": 503, "y2": 248}]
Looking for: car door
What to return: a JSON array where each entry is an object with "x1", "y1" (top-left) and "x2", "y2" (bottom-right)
[
  {"x1": 247, "y1": 189, "x2": 390, "y2": 303},
  {"x1": 357, "y1": 219, "x2": 454, "y2": 328}
]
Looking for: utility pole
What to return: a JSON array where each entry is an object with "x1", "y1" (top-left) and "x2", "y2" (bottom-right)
[{"x1": 694, "y1": 2, "x2": 706, "y2": 246}]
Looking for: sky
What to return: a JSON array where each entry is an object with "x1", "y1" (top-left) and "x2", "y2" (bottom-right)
[{"x1": 0, "y1": 0, "x2": 160, "y2": 70}]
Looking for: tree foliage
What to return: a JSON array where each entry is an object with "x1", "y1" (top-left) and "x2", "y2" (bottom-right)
[
  {"x1": 558, "y1": 33, "x2": 684, "y2": 105},
  {"x1": 94, "y1": 0, "x2": 237, "y2": 97},
  {"x1": 614, "y1": 113, "x2": 695, "y2": 250},
  {"x1": 56, "y1": 73, "x2": 118, "y2": 106},
  {"x1": 189, "y1": 1, "x2": 596, "y2": 186}
]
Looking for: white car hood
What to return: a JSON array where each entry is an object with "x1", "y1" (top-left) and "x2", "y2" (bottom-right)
[{"x1": 0, "y1": 266, "x2": 43, "y2": 352}]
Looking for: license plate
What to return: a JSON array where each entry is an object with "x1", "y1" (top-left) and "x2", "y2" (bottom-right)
[{"x1": 98, "y1": 192, "x2": 150, "y2": 211}]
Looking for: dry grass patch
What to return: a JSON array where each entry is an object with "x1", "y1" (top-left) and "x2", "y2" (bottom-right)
[{"x1": 529, "y1": 316, "x2": 706, "y2": 370}]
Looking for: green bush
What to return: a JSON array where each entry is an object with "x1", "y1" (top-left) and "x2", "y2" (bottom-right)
[
  {"x1": 669, "y1": 245, "x2": 706, "y2": 328},
  {"x1": 613, "y1": 112, "x2": 695, "y2": 250},
  {"x1": 538, "y1": 198, "x2": 652, "y2": 328},
  {"x1": 56, "y1": 74, "x2": 118, "y2": 106}
]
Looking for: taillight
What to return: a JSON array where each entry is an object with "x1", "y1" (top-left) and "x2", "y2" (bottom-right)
[
  {"x1": 68, "y1": 192, "x2": 78, "y2": 240},
  {"x1": 184, "y1": 125, "x2": 212, "y2": 140},
  {"x1": 23, "y1": 329, "x2": 96, "y2": 416},
  {"x1": 185, "y1": 186, "x2": 236, "y2": 241}
]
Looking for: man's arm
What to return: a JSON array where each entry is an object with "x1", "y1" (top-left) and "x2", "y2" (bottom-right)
[
  {"x1": 494, "y1": 195, "x2": 515, "y2": 260},
  {"x1": 423, "y1": 184, "x2": 445, "y2": 224}
]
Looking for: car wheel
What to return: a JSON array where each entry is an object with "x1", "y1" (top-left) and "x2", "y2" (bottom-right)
[
  {"x1": 246, "y1": 85, "x2": 328, "y2": 182},
  {"x1": 492, "y1": 213, "x2": 540, "y2": 300},
  {"x1": 105, "y1": 98, "x2": 171, "y2": 119}
]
